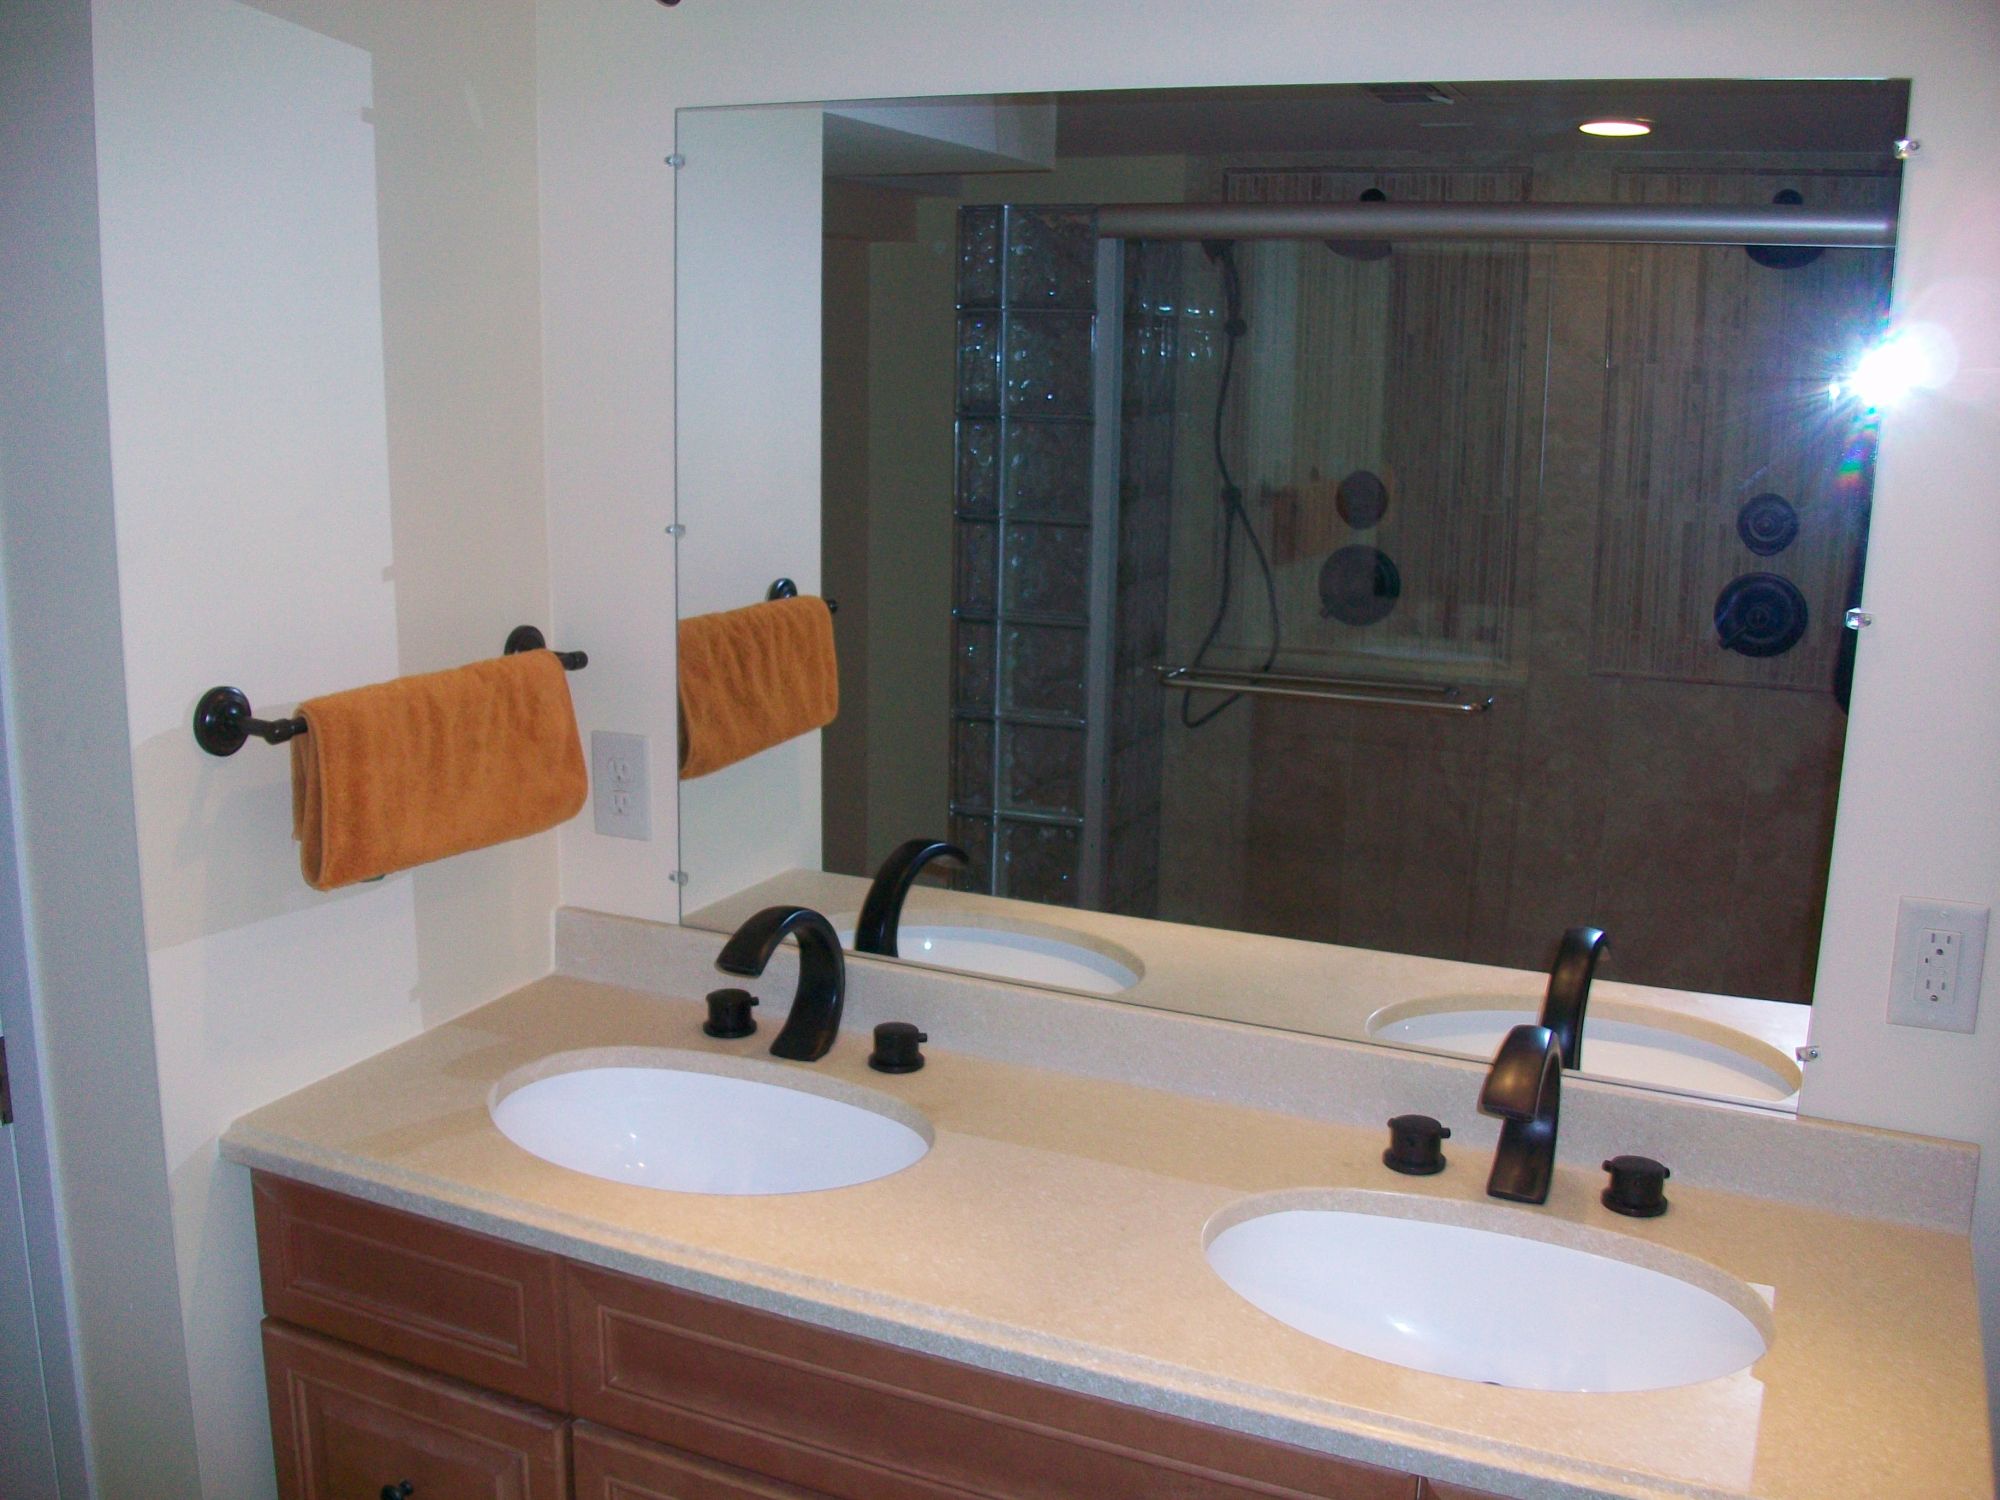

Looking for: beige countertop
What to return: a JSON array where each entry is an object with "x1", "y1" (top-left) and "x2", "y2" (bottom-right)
[
  {"x1": 221, "y1": 917, "x2": 1990, "y2": 1500},
  {"x1": 688, "y1": 869, "x2": 1810, "y2": 1111}
]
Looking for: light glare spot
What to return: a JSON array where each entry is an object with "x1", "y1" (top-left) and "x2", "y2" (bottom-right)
[{"x1": 1844, "y1": 325, "x2": 1952, "y2": 410}]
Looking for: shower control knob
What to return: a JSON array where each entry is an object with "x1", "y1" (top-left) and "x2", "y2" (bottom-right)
[
  {"x1": 702, "y1": 988, "x2": 758, "y2": 1039},
  {"x1": 1383, "y1": 1114, "x2": 1450, "y2": 1175}
]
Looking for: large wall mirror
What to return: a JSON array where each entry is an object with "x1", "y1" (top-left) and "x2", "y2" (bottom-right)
[{"x1": 675, "y1": 78, "x2": 1910, "y2": 1111}]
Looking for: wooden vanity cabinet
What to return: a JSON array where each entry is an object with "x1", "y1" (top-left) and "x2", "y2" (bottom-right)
[
  {"x1": 251, "y1": 1173, "x2": 1454, "y2": 1500},
  {"x1": 572, "y1": 1422, "x2": 830, "y2": 1500},
  {"x1": 262, "y1": 1320, "x2": 570, "y2": 1500}
]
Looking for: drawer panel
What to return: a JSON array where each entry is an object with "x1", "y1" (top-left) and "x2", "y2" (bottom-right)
[
  {"x1": 574, "y1": 1422, "x2": 834, "y2": 1500},
  {"x1": 568, "y1": 1262, "x2": 1416, "y2": 1500},
  {"x1": 263, "y1": 1320, "x2": 568, "y2": 1500},
  {"x1": 254, "y1": 1172, "x2": 568, "y2": 1408}
]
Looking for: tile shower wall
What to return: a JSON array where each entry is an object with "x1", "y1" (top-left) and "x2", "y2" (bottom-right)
[{"x1": 952, "y1": 207, "x2": 1100, "y2": 904}]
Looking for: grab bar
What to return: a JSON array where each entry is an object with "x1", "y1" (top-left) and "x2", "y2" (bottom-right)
[{"x1": 1155, "y1": 664, "x2": 1494, "y2": 714}]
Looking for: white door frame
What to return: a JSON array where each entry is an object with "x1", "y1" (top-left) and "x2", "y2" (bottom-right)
[{"x1": 0, "y1": 648, "x2": 75, "y2": 1498}]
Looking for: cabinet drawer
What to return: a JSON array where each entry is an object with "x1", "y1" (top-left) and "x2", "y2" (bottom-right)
[
  {"x1": 574, "y1": 1422, "x2": 833, "y2": 1500},
  {"x1": 264, "y1": 1320, "x2": 568, "y2": 1500},
  {"x1": 254, "y1": 1172, "x2": 568, "y2": 1408},
  {"x1": 568, "y1": 1262, "x2": 1416, "y2": 1500}
]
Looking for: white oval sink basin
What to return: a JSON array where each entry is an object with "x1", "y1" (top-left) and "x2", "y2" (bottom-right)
[
  {"x1": 839, "y1": 924, "x2": 1140, "y2": 995},
  {"x1": 1366, "y1": 996, "x2": 1800, "y2": 1103},
  {"x1": 491, "y1": 1050, "x2": 931, "y2": 1195},
  {"x1": 1206, "y1": 1198, "x2": 1770, "y2": 1392}
]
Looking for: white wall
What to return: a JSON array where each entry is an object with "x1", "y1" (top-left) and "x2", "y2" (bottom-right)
[
  {"x1": 538, "y1": 0, "x2": 2000, "y2": 1442},
  {"x1": 89, "y1": 0, "x2": 551, "y2": 1494}
]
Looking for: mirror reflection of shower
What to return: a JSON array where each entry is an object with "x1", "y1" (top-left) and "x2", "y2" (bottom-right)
[
  {"x1": 818, "y1": 81, "x2": 1902, "y2": 1006},
  {"x1": 1176, "y1": 237, "x2": 1280, "y2": 731}
]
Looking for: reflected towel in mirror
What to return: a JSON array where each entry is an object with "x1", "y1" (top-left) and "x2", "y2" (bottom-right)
[{"x1": 678, "y1": 595, "x2": 838, "y2": 780}]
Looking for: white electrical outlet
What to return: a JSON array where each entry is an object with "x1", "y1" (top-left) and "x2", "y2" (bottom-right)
[
  {"x1": 1888, "y1": 898, "x2": 1988, "y2": 1033},
  {"x1": 591, "y1": 731, "x2": 652, "y2": 840}
]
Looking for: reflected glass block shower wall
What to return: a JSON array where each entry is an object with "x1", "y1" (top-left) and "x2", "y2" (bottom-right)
[{"x1": 948, "y1": 205, "x2": 1106, "y2": 905}]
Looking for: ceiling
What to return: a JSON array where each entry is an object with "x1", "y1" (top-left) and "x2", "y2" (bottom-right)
[{"x1": 1050, "y1": 79, "x2": 1910, "y2": 158}]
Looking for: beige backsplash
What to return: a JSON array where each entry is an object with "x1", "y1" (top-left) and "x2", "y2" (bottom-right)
[{"x1": 685, "y1": 867, "x2": 1811, "y2": 1113}]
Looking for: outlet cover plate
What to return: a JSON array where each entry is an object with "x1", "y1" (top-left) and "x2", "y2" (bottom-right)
[
  {"x1": 1888, "y1": 898, "x2": 1988, "y2": 1033},
  {"x1": 591, "y1": 731, "x2": 652, "y2": 841}
]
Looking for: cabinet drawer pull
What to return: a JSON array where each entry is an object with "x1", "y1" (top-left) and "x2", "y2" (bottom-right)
[{"x1": 380, "y1": 1484, "x2": 413, "y2": 1499}]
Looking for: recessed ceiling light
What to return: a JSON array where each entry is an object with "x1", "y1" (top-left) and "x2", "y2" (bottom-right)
[{"x1": 1579, "y1": 118, "x2": 1653, "y2": 138}]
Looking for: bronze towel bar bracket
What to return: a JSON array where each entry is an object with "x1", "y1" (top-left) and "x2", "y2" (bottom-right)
[
  {"x1": 767, "y1": 578, "x2": 839, "y2": 614},
  {"x1": 192, "y1": 626, "x2": 588, "y2": 758}
]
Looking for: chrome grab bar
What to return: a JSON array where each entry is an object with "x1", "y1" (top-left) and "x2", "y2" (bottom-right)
[{"x1": 1154, "y1": 664, "x2": 1494, "y2": 714}]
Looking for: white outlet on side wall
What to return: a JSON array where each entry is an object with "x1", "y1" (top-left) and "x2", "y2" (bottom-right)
[
  {"x1": 591, "y1": 730, "x2": 652, "y2": 840},
  {"x1": 1887, "y1": 898, "x2": 1989, "y2": 1034}
]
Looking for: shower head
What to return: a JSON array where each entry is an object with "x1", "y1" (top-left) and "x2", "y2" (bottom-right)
[
  {"x1": 1747, "y1": 190, "x2": 1826, "y2": 270},
  {"x1": 1328, "y1": 187, "x2": 1393, "y2": 263}
]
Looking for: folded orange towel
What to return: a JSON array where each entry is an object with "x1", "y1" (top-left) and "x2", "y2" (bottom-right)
[
  {"x1": 291, "y1": 650, "x2": 587, "y2": 891},
  {"x1": 678, "y1": 596, "x2": 838, "y2": 780}
]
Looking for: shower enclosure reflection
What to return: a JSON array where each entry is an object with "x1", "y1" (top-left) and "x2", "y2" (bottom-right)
[{"x1": 681, "y1": 79, "x2": 1906, "y2": 1055}]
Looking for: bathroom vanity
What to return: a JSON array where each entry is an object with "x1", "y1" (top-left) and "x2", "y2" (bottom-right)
[
  {"x1": 223, "y1": 913, "x2": 1992, "y2": 1500},
  {"x1": 252, "y1": 1174, "x2": 1432, "y2": 1499}
]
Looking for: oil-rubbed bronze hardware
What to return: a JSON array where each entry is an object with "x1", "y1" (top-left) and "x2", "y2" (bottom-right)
[
  {"x1": 767, "y1": 577, "x2": 838, "y2": 613},
  {"x1": 192, "y1": 626, "x2": 586, "y2": 757},
  {"x1": 1382, "y1": 1114, "x2": 1449, "y2": 1175},
  {"x1": 716, "y1": 906, "x2": 846, "y2": 1063},
  {"x1": 855, "y1": 839, "x2": 967, "y2": 957},
  {"x1": 868, "y1": 1022, "x2": 928, "y2": 1074},
  {"x1": 1602, "y1": 1155, "x2": 1672, "y2": 1218}
]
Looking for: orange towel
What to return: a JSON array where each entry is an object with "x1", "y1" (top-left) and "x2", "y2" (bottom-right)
[
  {"x1": 678, "y1": 596, "x2": 838, "y2": 780},
  {"x1": 290, "y1": 650, "x2": 587, "y2": 891}
]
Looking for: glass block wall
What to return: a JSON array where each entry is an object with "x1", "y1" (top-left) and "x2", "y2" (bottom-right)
[{"x1": 950, "y1": 206, "x2": 1100, "y2": 905}]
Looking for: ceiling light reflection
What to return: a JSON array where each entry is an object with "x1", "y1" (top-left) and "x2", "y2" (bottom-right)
[{"x1": 1579, "y1": 119, "x2": 1653, "y2": 138}]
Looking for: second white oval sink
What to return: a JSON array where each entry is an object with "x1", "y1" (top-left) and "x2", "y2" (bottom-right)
[
  {"x1": 1206, "y1": 1197, "x2": 1770, "y2": 1392},
  {"x1": 491, "y1": 1050, "x2": 931, "y2": 1195},
  {"x1": 840, "y1": 924, "x2": 1141, "y2": 995}
]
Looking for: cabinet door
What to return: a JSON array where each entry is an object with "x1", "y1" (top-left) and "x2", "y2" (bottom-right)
[
  {"x1": 264, "y1": 1321, "x2": 569, "y2": 1500},
  {"x1": 253, "y1": 1172, "x2": 569, "y2": 1409},
  {"x1": 573, "y1": 1422, "x2": 830, "y2": 1500}
]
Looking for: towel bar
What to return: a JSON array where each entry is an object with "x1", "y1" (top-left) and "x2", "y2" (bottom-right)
[
  {"x1": 1155, "y1": 664, "x2": 1494, "y2": 714},
  {"x1": 192, "y1": 626, "x2": 588, "y2": 758}
]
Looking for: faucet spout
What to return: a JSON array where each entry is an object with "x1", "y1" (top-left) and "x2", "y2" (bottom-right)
[
  {"x1": 854, "y1": 839, "x2": 968, "y2": 957},
  {"x1": 716, "y1": 905, "x2": 846, "y2": 1062},
  {"x1": 1479, "y1": 1023, "x2": 1563, "y2": 1204},
  {"x1": 1541, "y1": 925, "x2": 1607, "y2": 1071}
]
